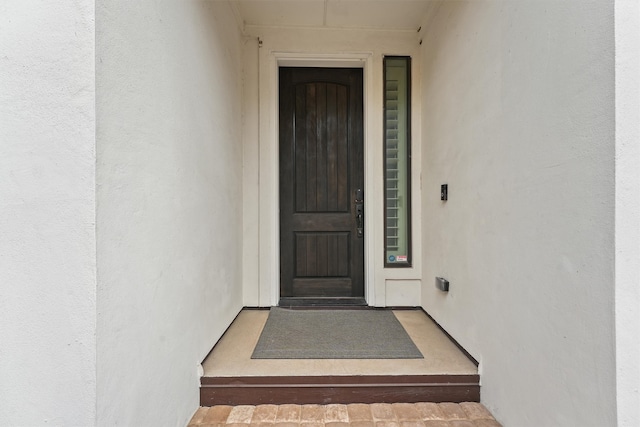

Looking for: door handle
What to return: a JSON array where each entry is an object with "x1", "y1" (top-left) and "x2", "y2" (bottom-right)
[{"x1": 355, "y1": 189, "x2": 364, "y2": 238}]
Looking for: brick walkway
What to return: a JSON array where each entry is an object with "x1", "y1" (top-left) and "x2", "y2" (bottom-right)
[{"x1": 188, "y1": 403, "x2": 502, "y2": 427}]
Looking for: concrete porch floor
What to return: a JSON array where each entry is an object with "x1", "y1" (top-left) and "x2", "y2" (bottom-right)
[
  {"x1": 201, "y1": 309, "x2": 478, "y2": 377},
  {"x1": 199, "y1": 309, "x2": 481, "y2": 406}
]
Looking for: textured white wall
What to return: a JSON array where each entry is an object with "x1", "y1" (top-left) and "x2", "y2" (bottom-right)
[
  {"x1": 420, "y1": 1, "x2": 616, "y2": 426},
  {"x1": 96, "y1": 1, "x2": 244, "y2": 425},
  {"x1": 0, "y1": 1, "x2": 97, "y2": 425},
  {"x1": 615, "y1": 0, "x2": 640, "y2": 425}
]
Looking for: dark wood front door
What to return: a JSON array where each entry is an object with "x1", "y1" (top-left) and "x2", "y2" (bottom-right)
[{"x1": 279, "y1": 67, "x2": 364, "y2": 305}]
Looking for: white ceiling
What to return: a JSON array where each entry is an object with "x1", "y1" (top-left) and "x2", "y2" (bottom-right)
[{"x1": 231, "y1": 0, "x2": 438, "y2": 31}]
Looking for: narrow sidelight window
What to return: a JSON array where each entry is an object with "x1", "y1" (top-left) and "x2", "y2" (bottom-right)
[{"x1": 384, "y1": 56, "x2": 412, "y2": 267}]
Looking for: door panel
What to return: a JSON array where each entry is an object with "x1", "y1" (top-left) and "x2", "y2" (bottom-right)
[
  {"x1": 295, "y1": 233, "x2": 349, "y2": 277},
  {"x1": 279, "y1": 67, "x2": 364, "y2": 304}
]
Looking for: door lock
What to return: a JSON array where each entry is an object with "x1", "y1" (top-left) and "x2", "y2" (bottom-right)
[{"x1": 355, "y1": 189, "x2": 364, "y2": 238}]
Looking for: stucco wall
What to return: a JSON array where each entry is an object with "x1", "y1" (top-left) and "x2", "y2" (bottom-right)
[
  {"x1": 615, "y1": 0, "x2": 640, "y2": 425},
  {"x1": 419, "y1": 1, "x2": 616, "y2": 426},
  {"x1": 96, "y1": 1, "x2": 244, "y2": 425},
  {"x1": 0, "y1": 1, "x2": 97, "y2": 425}
]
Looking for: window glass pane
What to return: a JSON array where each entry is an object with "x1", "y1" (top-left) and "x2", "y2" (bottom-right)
[{"x1": 384, "y1": 57, "x2": 411, "y2": 267}]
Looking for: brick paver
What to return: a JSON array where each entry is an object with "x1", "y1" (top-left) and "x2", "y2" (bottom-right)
[
  {"x1": 370, "y1": 403, "x2": 395, "y2": 421},
  {"x1": 324, "y1": 404, "x2": 350, "y2": 423},
  {"x1": 188, "y1": 403, "x2": 501, "y2": 427},
  {"x1": 228, "y1": 406, "x2": 256, "y2": 424},
  {"x1": 277, "y1": 405, "x2": 302, "y2": 423},
  {"x1": 346, "y1": 404, "x2": 373, "y2": 422},
  {"x1": 414, "y1": 403, "x2": 444, "y2": 421},
  {"x1": 253, "y1": 405, "x2": 279, "y2": 423},
  {"x1": 459, "y1": 403, "x2": 494, "y2": 421},
  {"x1": 203, "y1": 405, "x2": 233, "y2": 424},
  {"x1": 392, "y1": 403, "x2": 421, "y2": 421},
  {"x1": 472, "y1": 420, "x2": 502, "y2": 427},
  {"x1": 437, "y1": 403, "x2": 467, "y2": 420},
  {"x1": 301, "y1": 405, "x2": 325, "y2": 423}
]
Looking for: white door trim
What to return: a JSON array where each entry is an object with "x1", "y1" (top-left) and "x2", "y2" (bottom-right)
[{"x1": 258, "y1": 51, "x2": 375, "y2": 306}]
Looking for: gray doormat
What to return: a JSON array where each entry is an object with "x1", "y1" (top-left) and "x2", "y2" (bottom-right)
[{"x1": 251, "y1": 308, "x2": 423, "y2": 359}]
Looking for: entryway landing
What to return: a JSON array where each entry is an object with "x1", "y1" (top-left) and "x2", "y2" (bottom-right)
[{"x1": 200, "y1": 308, "x2": 479, "y2": 406}]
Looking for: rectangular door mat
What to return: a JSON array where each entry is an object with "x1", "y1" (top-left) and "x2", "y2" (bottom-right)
[{"x1": 251, "y1": 308, "x2": 424, "y2": 359}]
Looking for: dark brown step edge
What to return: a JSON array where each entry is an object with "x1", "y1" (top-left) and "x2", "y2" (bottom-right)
[{"x1": 200, "y1": 374, "x2": 480, "y2": 406}]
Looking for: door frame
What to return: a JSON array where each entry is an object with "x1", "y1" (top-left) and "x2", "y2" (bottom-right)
[{"x1": 260, "y1": 52, "x2": 375, "y2": 306}]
